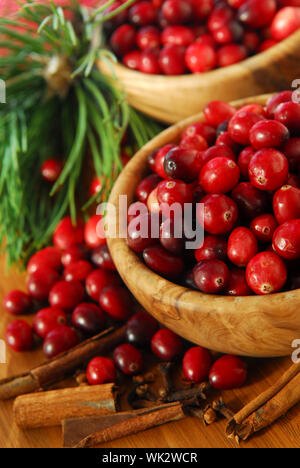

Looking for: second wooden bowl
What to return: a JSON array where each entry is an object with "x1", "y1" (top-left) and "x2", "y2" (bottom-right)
[
  {"x1": 107, "y1": 94, "x2": 300, "y2": 358},
  {"x1": 98, "y1": 29, "x2": 300, "y2": 124}
]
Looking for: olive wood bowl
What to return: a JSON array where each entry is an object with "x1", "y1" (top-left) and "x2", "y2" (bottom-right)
[
  {"x1": 106, "y1": 94, "x2": 300, "y2": 358},
  {"x1": 98, "y1": 29, "x2": 300, "y2": 124}
]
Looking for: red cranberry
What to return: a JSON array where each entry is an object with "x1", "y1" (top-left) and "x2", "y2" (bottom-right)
[
  {"x1": 228, "y1": 0, "x2": 247, "y2": 7},
  {"x1": 3, "y1": 290, "x2": 32, "y2": 315},
  {"x1": 113, "y1": 343, "x2": 143, "y2": 375},
  {"x1": 250, "y1": 214, "x2": 278, "y2": 243},
  {"x1": 61, "y1": 245, "x2": 88, "y2": 268},
  {"x1": 182, "y1": 122, "x2": 216, "y2": 145},
  {"x1": 90, "y1": 176, "x2": 103, "y2": 196},
  {"x1": 196, "y1": 33, "x2": 216, "y2": 48},
  {"x1": 239, "y1": 103, "x2": 267, "y2": 117},
  {"x1": 161, "y1": 25, "x2": 195, "y2": 46},
  {"x1": 283, "y1": 138, "x2": 300, "y2": 171},
  {"x1": 129, "y1": 1, "x2": 156, "y2": 26},
  {"x1": 53, "y1": 217, "x2": 84, "y2": 250},
  {"x1": 159, "y1": 44, "x2": 186, "y2": 75},
  {"x1": 49, "y1": 280, "x2": 85, "y2": 311},
  {"x1": 33, "y1": 307, "x2": 67, "y2": 339},
  {"x1": 200, "y1": 157, "x2": 240, "y2": 193},
  {"x1": 128, "y1": 201, "x2": 148, "y2": 224},
  {"x1": 41, "y1": 158, "x2": 62, "y2": 183},
  {"x1": 164, "y1": 147, "x2": 203, "y2": 182},
  {"x1": 216, "y1": 132, "x2": 240, "y2": 153},
  {"x1": 43, "y1": 325, "x2": 79, "y2": 358},
  {"x1": 86, "y1": 269, "x2": 121, "y2": 301},
  {"x1": 185, "y1": 43, "x2": 217, "y2": 73},
  {"x1": 143, "y1": 245, "x2": 184, "y2": 278},
  {"x1": 246, "y1": 251, "x2": 287, "y2": 294},
  {"x1": 63, "y1": 260, "x2": 93, "y2": 283},
  {"x1": 72, "y1": 303, "x2": 106, "y2": 335},
  {"x1": 154, "y1": 144, "x2": 176, "y2": 178},
  {"x1": 202, "y1": 145, "x2": 236, "y2": 165},
  {"x1": 231, "y1": 182, "x2": 269, "y2": 219},
  {"x1": 157, "y1": 179, "x2": 193, "y2": 210},
  {"x1": 204, "y1": 101, "x2": 236, "y2": 127},
  {"x1": 228, "y1": 111, "x2": 265, "y2": 145},
  {"x1": 266, "y1": 91, "x2": 292, "y2": 118},
  {"x1": 213, "y1": 21, "x2": 244, "y2": 45},
  {"x1": 126, "y1": 312, "x2": 158, "y2": 347},
  {"x1": 162, "y1": 0, "x2": 193, "y2": 24},
  {"x1": 243, "y1": 30, "x2": 260, "y2": 52},
  {"x1": 250, "y1": 120, "x2": 290, "y2": 149},
  {"x1": 151, "y1": 328, "x2": 183, "y2": 361},
  {"x1": 91, "y1": 244, "x2": 116, "y2": 271},
  {"x1": 195, "y1": 235, "x2": 227, "y2": 262},
  {"x1": 180, "y1": 134, "x2": 208, "y2": 152},
  {"x1": 84, "y1": 215, "x2": 106, "y2": 249},
  {"x1": 27, "y1": 268, "x2": 60, "y2": 301},
  {"x1": 238, "y1": 146, "x2": 255, "y2": 179},
  {"x1": 273, "y1": 185, "x2": 300, "y2": 224},
  {"x1": 148, "y1": 149, "x2": 158, "y2": 172},
  {"x1": 87, "y1": 357, "x2": 116, "y2": 385},
  {"x1": 159, "y1": 217, "x2": 184, "y2": 254},
  {"x1": 227, "y1": 227, "x2": 258, "y2": 267},
  {"x1": 271, "y1": 7, "x2": 300, "y2": 41},
  {"x1": 209, "y1": 355, "x2": 247, "y2": 390},
  {"x1": 136, "y1": 174, "x2": 161, "y2": 203},
  {"x1": 259, "y1": 39, "x2": 278, "y2": 52},
  {"x1": 137, "y1": 26, "x2": 160, "y2": 50},
  {"x1": 110, "y1": 24, "x2": 136, "y2": 56},
  {"x1": 193, "y1": 259, "x2": 229, "y2": 293},
  {"x1": 199, "y1": 193, "x2": 238, "y2": 235},
  {"x1": 99, "y1": 285, "x2": 133, "y2": 321},
  {"x1": 217, "y1": 43, "x2": 247, "y2": 67},
  {"x1": 237, "y1": 0, "x2": 277, "y2": 28},
  {"x1": 27, "y1": 247, "x2": 61, "y2": 273},
  {"x1": 139, "y1": 48, "x2": 161, "y2": 74},
  {"x1": 274, "y1": 102, "x2": 300, "y2": 134},
  {"x1": 123, "y1": 50, "x2": 142, "y2": 70},
  {"x1": 127, "y1": 213, "x2": 159, "y2": 253},
  {"x1": 207, "y1": 3, "x2": 234, "y2": 32},
  {"x1": 183, "y1": 347, "x2": 212, "y2": 383},
  {"x1": 248, "y1": 148, "x2": 288, "y2": 191},
  {"x1": 6, "y1": 320, "x2": 33, "y2": 352},
  {"x1": 273, "y1": 219, "x2": 300, "y2": 260},
  {"x1": 192, "y1": 0, "x2": 214, "y2": 19},
  {"x1": 225, "y1": 268, "x2": 251, "y2": 296},
  {"x1": 104, "y1": 1, "x2": 128, "y2": 28}
]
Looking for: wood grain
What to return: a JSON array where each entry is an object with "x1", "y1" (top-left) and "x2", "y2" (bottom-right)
[
  {"x1": 107, "y1": 94, "x2": 300, "y2": 358},
  {"x1": 98, "y1": 29, "x2": 300, "y2": 123},
  {"x1": 0, "y1": 256, "x2": 299, "y2": 447}
]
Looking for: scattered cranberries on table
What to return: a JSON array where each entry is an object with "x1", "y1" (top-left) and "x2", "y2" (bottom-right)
[
  {"x1": 126, "y1": 91, "x2": 300, "y2": 297},
  {"x1": 104, "y1": 0, "x2": 300, "y2": 75}
]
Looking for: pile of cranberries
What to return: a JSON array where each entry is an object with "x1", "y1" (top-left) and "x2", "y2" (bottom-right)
[
  {"x1": 127, "y1": 90, "x2": 300, "y2": 296},
  {"x1": 105, "y1": 0, "x2": 300, "y2": 75},
  {"x1": 3, "y1": 214, "x2": 247, "y2": 391}
]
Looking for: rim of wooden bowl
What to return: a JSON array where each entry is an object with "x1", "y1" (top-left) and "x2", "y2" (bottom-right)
[{"x1": 107, "y1": 93, "x2": 300, "y2": 358}]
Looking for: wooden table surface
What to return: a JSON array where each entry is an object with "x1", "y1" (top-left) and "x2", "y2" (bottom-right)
[{"x1": 0, "y1": 255, "x2": 299, "y2": 449}]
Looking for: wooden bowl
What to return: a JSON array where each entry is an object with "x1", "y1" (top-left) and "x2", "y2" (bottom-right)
[
  {"x1": 106, "y1": 93, "x2": 300, "y2": 358},
  {"x1": 98, "y1": 29, "x2": 300, "y2": 124}
]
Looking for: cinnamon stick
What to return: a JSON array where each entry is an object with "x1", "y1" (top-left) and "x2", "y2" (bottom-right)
[
  {"x1": 226, "y1": 362, "x2": 300, "y2": 441},
  {"x1": 0, "y1": 326, "x2": 126, "y2": 400},
  {"x1": 14, "y1": 383, "x2": 118, "y2": 429},
  {"x1": 63, "y1": 407, "x2": 165, "y2": 447},
  {"x1": 74, "y1": 402, "x2": 185, "y2": 448}
]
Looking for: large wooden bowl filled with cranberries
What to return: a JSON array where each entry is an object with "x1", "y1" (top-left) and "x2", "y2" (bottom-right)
[
  {"x1": 99, "y1": 1, "x2": 300, "y2": 123},
  {"x1": 107, "y1": 92, "x2": 300, "y2": 358}
]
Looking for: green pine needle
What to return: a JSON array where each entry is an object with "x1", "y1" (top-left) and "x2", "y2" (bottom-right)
[{"x1": 0, "y1": 0, "x2": 164, "y2": 267}]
